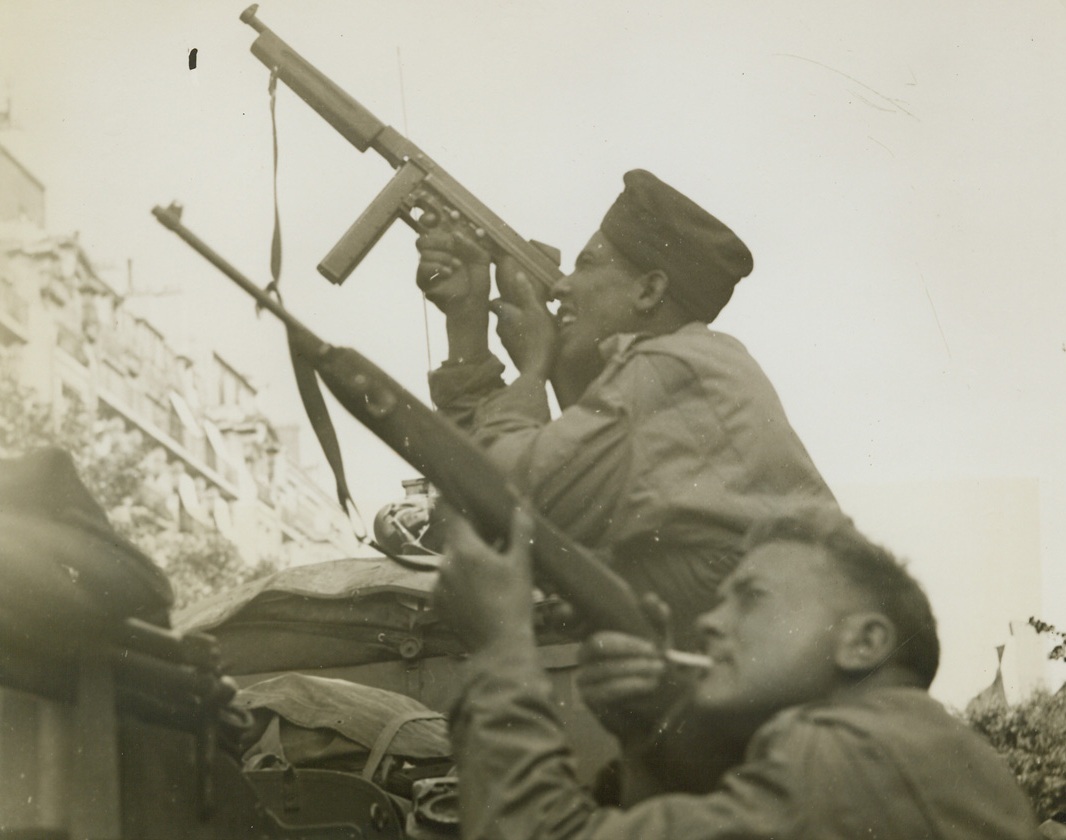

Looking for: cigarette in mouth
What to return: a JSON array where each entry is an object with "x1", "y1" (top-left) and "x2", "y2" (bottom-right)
[{"x1": 663, "y1": 649, "x2": 714, "y2": 670}]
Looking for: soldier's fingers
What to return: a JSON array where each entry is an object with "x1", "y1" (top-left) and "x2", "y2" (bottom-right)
[
  {"x1": 417, "y1": 250, "x2": 459, "y2": 270},
  {"x1": 415, "y1": 232, "x2": 455, "y2": 255},
  {"x1": 540, "y1": 599, "x2": 578, "y2": 634},
  {"x1": 490, "y1": 303, "x2": 526, "y2": 344},
  {"x1": 577, "y1": 657, "x2": 666, "y2": 688},
  {"x1": 495, "y1": 256, "x2": 528, "y2": 298},
  {"x1": 498, "y1": 256, "x2": 551, "y2": 305},
  {"x1": 579, "y1": 631, "x2": 661, "y2": 664},
  {"x1": 579, "y1": 676, "x2": 665, "y2": 708},
  {"x1": 416, "y1": 264, "x2": 457, "y2": 295},
  {"x1": 450, "y1": 228, "x2": 492, "y2": 264}
]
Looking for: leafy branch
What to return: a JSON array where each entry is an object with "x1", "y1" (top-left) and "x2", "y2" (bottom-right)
[{"x1": 1028, "y1": 617, "x2": 1066, "y2": 661}]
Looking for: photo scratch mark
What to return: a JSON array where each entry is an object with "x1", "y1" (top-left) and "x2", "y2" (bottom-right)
[
  {"x1": 852, "y1": 90, "x2": 897, "y2": 114},
  {"x1": 919, "y1": 270, "x2": 951, "y2": 359},
  {"x1": 777, "y1": 53, "x2": 918, "y2": 120},
  {"x1": 868, "y1": 136, "x2": 894, "y2": 157}
]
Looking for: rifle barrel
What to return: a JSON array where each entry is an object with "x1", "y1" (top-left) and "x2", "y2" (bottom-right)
[{"x1": 151, "y1": 203, "x2": 326, "y2": 353}]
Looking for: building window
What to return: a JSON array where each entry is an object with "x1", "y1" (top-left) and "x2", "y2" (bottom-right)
[
  {"x1": 0, "y1": 276, "x2": 28, "y2": 325},
  {"x1": 60, "y1": 381, "x2": 82, "y2": 412},
  {"x1": 56, "y1": 323, "x2": 88, "y2": 365},
  {"x1": 168, "y1": 404, "x2": 185, "y2": 445}
]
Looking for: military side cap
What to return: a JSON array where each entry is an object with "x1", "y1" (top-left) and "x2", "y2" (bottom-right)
[{"x1": 600, "y1": 169, "x2": 754, "y2": 322}]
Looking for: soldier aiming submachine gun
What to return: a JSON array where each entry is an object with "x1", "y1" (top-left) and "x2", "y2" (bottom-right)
[{"x1": 154, "y1": 6, "x2": 718, "y2": 653}]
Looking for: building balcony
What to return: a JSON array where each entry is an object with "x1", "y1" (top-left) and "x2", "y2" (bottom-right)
[
  {"x1": 98, "y1": 330, "x2": 141, "y2": 377},
  {"x1": 97, "y1": 387, "x2": 241, "y2": 504},
  {"x1": 55, "y1": 323, "x2": 88, "y2": 366}
]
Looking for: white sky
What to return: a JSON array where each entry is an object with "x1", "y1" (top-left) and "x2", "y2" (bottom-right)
[{"x1": 2, "y1": 0, "x2": 1064, "y2": 706}]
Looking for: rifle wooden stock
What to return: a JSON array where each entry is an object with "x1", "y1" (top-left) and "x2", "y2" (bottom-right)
[
  {"x1": 151, "y1": 203, "x2": 654, "y2": 640},
  {"x1": 239, "y1": 4, "x2": 564, "y2": 294}
]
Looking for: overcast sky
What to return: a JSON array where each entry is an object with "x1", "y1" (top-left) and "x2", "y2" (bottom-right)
[{"x1": 2, "y1": 0, "x2": 1064, "y2": 706}]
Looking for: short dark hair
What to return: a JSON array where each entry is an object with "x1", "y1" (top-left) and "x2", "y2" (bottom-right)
[{"x1": 743, "y1": 506, "x2": 941, "y2": 688}]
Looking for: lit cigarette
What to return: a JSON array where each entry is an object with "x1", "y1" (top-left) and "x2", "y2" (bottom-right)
[{"x1": 663, "y1": 649, "x2": 714, "y2": 669}]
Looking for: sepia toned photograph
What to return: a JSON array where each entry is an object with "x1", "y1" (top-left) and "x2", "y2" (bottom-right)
[{"x1": 1, "y1": 2, "x2": 1064, "y2": 837}]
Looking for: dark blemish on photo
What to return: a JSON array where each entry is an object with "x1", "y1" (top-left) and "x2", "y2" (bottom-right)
[{"x1": 189, "y1": 48, "x2": 198, "y2": 70}]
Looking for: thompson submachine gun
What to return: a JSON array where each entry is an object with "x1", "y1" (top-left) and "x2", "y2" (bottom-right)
[{"x1": 239, "y1": 3, "x2": 564, "y2": 293}]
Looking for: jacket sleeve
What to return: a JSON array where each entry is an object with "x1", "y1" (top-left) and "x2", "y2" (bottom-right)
[
  {"x1": 462, "y1": 352, "x2": 696, "y2": 544},
  {"x1": 450, "y1": 645, "x2": 798, "y2": 840},
  {"x1": 425, "y1": 353, "x2": 632, "y2": 543},
  {"x1": 428, "y1": 355, "x2": 508, "y2": 430}
]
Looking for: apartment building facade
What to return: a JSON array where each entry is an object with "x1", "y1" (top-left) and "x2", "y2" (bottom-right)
[{"x1": 0, "y1": 142, "x2": 356, "y2": 567}]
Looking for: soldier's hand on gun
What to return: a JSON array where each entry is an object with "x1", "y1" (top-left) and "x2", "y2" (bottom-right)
[
  {"x1": 490, "y1": 256, "x2": 557, "y2": 379},
  {"x1": 433, "y1": 505, "x2": 537, "y2": 654},
  {"x1": 415, "y1": 229, "x2": 492, "y2": 315}
]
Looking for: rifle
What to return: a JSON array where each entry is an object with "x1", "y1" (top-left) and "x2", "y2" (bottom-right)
[
  {"x1": 151, "y1": 202, "x2": 654, "y2": 641},
  {"x1": 239, "y1": 3, "x2": 563, "y2": 294}
]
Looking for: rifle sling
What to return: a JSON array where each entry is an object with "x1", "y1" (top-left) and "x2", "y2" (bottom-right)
[{"x1": 264, "y1": 70, "x2": 354, "y2": 539}]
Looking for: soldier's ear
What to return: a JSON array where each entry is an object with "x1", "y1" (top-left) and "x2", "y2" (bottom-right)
[
  {"x1": 835, "y1": 612, "x2": 897, "y2": 674},
  {"x1": 634, "y1": 269, "x2": 670, "y2": 314}
]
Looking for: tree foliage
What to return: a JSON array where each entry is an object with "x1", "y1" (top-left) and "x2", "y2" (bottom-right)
[
  {"x1": 134, "y1": 527, "x2": 278, "y2": 612},
  {"x1": 0, "y1": 374, "x2": 279, "y2": 611},
  {"x1": 1030, "y1": 617, "x2": 1066, "y2": 662},
  {"x1": 964, "y1": 689, "x2": 1066, "y2": 822}
]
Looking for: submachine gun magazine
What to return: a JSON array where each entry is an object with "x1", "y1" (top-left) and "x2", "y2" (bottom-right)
[{"x1": 239, "y1": 3, "x2": 563, "y2": 292}]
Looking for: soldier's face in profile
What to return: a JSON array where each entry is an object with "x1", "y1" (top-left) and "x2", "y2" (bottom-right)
[
  {"x1": 551, "y1": 231, "x2": 647, "y2": 368},
  {"x1": 691, "y1": 541, "x2": 863, "y2": 722}
]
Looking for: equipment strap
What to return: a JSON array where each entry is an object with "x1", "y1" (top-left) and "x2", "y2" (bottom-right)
[
  {"x1": 266, "y1": 70, "x2": 353, "y2": 515},
  {"x1": 263, "y1": 73, "x2": 439, "y2": 572},
  {"x1": 361, "y1": 710, "x2": 446, "y2": 783}
]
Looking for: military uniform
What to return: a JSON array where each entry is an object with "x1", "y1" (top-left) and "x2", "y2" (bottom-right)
[
  {"x1": 430, "y1": 322, "x2": 836, "y2": 642},
  {"x1": 427, "y1": 170, "x2": 838, "y2": 642},
  {"x1": 450, "y1": 645, "x2": 1041, "y2": 840}
]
